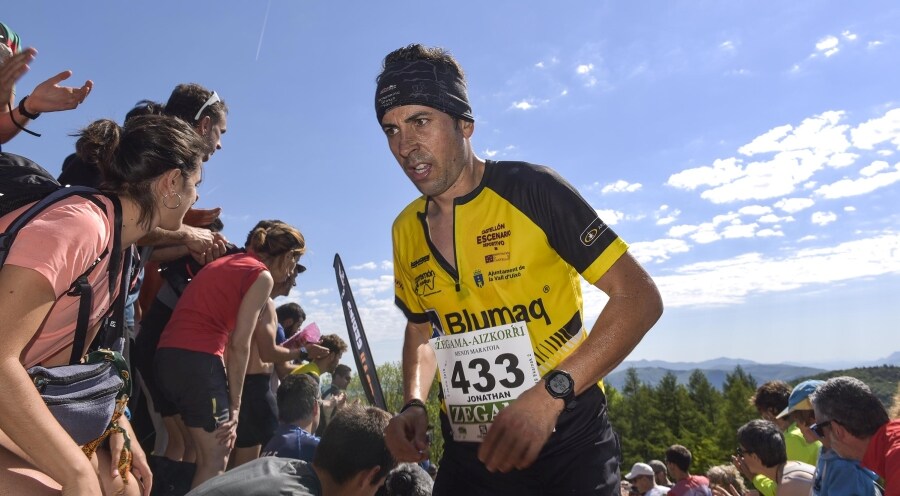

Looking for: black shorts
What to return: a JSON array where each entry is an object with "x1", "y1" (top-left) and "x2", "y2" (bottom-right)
[
  {"x1": 155, "y1": 348, "x2": 230, "y2": 432},
  {"x1": 433, "y1": 385, "x2": 621, "y2": 496},
  {"x1": 133, "y1": 300, "x2": 174, "y2": 415},
  {"x1": 235, "y1": 374, "x2": 278, "y2": 448}
]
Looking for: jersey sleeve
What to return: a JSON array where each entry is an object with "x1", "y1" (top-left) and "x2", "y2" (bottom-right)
[{"x1": 492, "y1": 163, "x2": 628, "y2": 285}]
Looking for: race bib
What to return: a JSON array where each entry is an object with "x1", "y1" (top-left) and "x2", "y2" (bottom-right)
[{"x1": 430, "y1": 321, "x2": 540, "y2": 442}]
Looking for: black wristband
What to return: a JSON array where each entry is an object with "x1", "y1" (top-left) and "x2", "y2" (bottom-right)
[
  {"x1": 6, "y1": 101, "x2": 41, "y2": 137},
  {"x1": 399, "y1": 399, "x2": 427, "y2": 415},
  {"x1": 18, "y1": 96, "x2": 41, "y2": 120}
]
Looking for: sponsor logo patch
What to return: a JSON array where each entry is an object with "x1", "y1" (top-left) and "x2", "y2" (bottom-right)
[
  {"x1": 485, "y1": 252, "x2": 510, "y2": 264},
  {"x1": 580, "y1": 217, "x2": 609, "y2": 246},
  {"x1": 473, "y1": 269, "x2": 485, "y2": 288},
  {"x1": 410, "y1": 254, "x2": 430, "y2": 269}
]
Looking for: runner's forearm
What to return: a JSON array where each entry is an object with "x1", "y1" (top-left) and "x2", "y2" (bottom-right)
[{"x1": 402, "y1": 321, "x2": 437, "y2": 402}]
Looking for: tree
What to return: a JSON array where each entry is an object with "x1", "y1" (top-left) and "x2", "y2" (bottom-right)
[{"x1": 717, "y1": 366, "x2": 758, "y2": 462}]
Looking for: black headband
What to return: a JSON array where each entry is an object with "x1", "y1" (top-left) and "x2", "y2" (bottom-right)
[{"x1": 375, "y1": 59, "x2": 474, "y2": 123}]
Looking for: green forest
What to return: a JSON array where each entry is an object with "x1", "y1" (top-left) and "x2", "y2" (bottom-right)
[{"x1": 343, "y1": 363, "x2": 899, "y2": 471}]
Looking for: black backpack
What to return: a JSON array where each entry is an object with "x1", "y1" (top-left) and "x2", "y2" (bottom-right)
[{"x1": 0, "y1": 151, "x2": 124, "y2": 363}]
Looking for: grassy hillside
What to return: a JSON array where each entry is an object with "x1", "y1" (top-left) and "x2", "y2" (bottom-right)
[{"x1": 793, "y1": 365, "x2": 900, "y2": 409}]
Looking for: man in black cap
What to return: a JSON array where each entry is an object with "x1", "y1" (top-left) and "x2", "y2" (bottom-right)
[{"x1": 377, "y1": 43, "x2": 663, "y2": 495}]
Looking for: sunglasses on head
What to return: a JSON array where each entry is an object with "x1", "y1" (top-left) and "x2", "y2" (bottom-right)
[
  {"x1": 810, "y1": 420, "x2": 832, "y2": 438},
  {"x1": 194, "y1": 91, "x2": 221, "y2": 121}
]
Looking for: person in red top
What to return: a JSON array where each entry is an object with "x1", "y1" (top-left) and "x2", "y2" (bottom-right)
[
  {"x1": 810, "y1": 376, "x2": 898, "y2": 495},
  {"x1": 155, "y1": 220, "x2": 306, "y2": 489},
  {"x1": 665, "y1": 445, "x2": 712, "y2": 496}
]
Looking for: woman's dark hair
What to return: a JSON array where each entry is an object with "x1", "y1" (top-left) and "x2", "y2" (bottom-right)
[{"x1": 76, "y1": 114, "x2": 205, "y2": 228}]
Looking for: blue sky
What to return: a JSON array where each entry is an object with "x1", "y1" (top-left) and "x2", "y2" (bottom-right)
[{"x1": 6, "y1": 1, "x2": 899, "y2": 369}]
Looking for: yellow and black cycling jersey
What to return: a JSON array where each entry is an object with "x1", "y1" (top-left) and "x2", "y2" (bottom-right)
[{"x1": 393, "y1": 160, "x2": 628, "y2": 375}]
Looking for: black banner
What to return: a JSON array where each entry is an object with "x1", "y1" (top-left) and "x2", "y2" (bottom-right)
[{"x1": 333, "y1": 254, "x2": 387, "y2": 410}]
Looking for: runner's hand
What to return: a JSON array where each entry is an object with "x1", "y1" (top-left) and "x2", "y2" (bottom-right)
[
  {"x1": 478, "y1": 382, "x2": 563, "y2": 472},
  {"x1": 385, "y1": 405, "x2": 429, "y2": 463}
]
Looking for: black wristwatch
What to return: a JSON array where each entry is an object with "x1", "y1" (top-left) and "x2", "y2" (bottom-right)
[{"x1": 544, "y1": 370, "x2": 576, "y2": 411}]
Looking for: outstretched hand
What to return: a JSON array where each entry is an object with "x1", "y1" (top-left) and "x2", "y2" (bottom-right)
[{"x1": 26, "y1": 69, "x2": 92, "y2": 114}]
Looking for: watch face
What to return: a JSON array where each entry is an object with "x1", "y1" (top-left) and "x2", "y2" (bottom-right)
[{"x1": 549, "y1": 374, "x2": 571, "y2": 394}]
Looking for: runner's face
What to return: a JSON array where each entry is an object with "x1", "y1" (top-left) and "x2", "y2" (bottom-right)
[{"x1": 381, "y1": 105, "x2": 473, "y2": 199}]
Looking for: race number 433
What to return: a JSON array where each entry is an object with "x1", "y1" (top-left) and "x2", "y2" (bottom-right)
[{"x1": 430, "y1": 321, "x2": 540, "y2": 442}]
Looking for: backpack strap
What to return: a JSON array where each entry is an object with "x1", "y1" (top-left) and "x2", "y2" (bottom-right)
[{"x1": 0, "y1": 186, "x2": 103, "y2": 267}]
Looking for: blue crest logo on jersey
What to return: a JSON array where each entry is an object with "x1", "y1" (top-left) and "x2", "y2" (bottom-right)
[{"x1": 473, "y1": 269, "x2": 485, "y2": 288}]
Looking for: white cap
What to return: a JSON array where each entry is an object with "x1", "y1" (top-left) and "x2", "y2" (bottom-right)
[{"x1": 625, "y1": 462, "x2": 655, "y2": 480}]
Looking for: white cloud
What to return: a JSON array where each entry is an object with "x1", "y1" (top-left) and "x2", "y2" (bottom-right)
[
  {"x1": 844, "y1": 206, "x2": 856, "y2": 212},
  {"x1": 860, "y1": 161, "x2": 890, "y2": 176},
  {"x1": 850, "y1": 108, "x2": 900, "y2": 150},
  {"x1": 756, "y1": 228, "x2": 784, "y2": 238},
  {"x1": 629, "y1": 238, "x2": 691, "y2": 264},
  {"x1": 868, "y1": 40, "x2": 883, "y2": 49},
  {"x1": 349, "y1": 261, "x2": 391, "y2": 271},
  {"x1": 738, "y1": 124, "x2": 793, "y2": 156},
  {"x1": 877, "y1": 150, "x2": 894, "y2": 157},
  {"x1": 601, "y1": 180, "x2": 643, "y2": 194},
  {"x1": 596, "y1": 209, "x2": 625, "y2": 225},
  {"x1": 647, "y1": 233, "x2": 900, "y2": 307},
  {"x1": 828, "y1": 152, "x2": 859, "y2": 168},
  {"x1": 576, "y1": 63, "x2": 594, "y2": 75},
  {"x1": 775, "y1": 197, "x2": 815, "y2": 213},
  {"x1": 815, "y1": 162, "x2": 900, "y2": 198},
  {"x1": 484, "y1": 149, "x2": 498, "y2": 158},
  {"x1": 654, "y1": 205, "x2": 681, "y2": 225},
  {"x1": 560, "y1": 89, "x2": 568, "y2": 96},
  {"x1": 667, "y1": 157, "x2": 745, "y2": 190},
  {"x1": 535, "y1": 61, "x2": 544, "y2": 69},
  {"x1": 512, "y1": 100, "x2": 535, "y2": 111},
  {"x1": 798, "y1": 235, "x2": 818, "y2": 242},
  {"x1": 816, "y1": 35, "x2": 840, "y2": 57},
  {"x1": 672, "y1": 112, "x2": 854, "y2": 204},
  {"x1": 811, "y1": 211, "x2": 837, "y2": 226},
  {"x1": 720, "y1": 40, "x2": 735, "y2": 52},
  {"x1": 758, "y1": 213, "x2": 794, "y2": 224},
  {"x1": 738, "y1": 205, "x2": 772, "y2": 216},
  {"x1": 841, "y1": 31, "x2": 858, "y2": 41}
]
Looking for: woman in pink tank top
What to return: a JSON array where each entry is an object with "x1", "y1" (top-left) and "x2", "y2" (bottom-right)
[{"x1": 0, "y1": 115, "x2": 206, "y2": 495}]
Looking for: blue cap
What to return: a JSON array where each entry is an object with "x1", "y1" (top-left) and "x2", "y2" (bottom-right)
[{"x1": 776, "y1": 380, "x2": 825, "y2": 418}]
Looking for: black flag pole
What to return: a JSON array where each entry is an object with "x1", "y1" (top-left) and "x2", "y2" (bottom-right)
[{"x1": 333, "y1": 253, "x2": 387, "y2": 410}]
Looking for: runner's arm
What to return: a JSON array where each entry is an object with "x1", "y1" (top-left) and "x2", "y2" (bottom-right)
[
  {"x1": 384, "y1": 320, "x2": 435, "y2": 462},
  {"x1": 402, "y1": 320, "x2": 437, "y2": 403},
  {"x1": 479, "y1": 252, "x2": 662, "y2": 472}
]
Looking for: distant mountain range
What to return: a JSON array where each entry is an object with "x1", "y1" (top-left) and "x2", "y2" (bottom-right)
[{"x1": 604, "y1": 353, "x2": 900, "y2": 391}]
